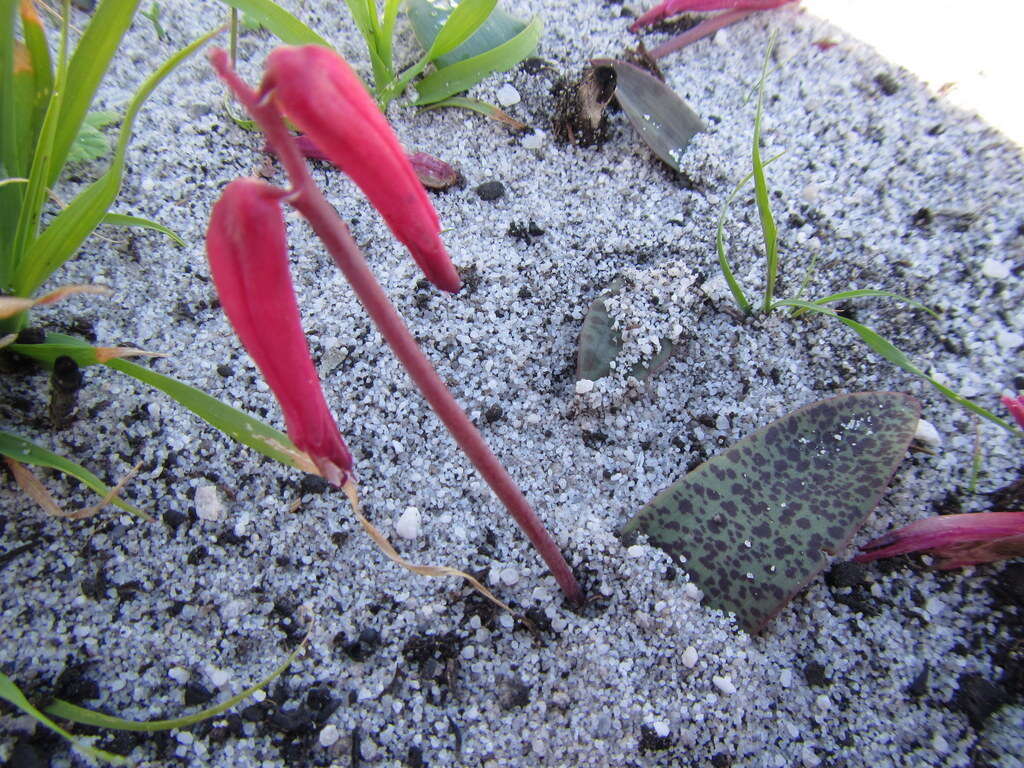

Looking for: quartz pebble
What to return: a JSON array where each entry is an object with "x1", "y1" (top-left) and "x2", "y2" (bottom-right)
[
  {"x1": 522, "y1": 131, "x2": 544, "y2": 149},
  {"x1": 712, "y1": 675, "x2": 737, "y2": 695},
  {"x1": 575, "y1": 379, "x2": 595, "y2": 395},
  {"x1": 496, "y1": 83, "x2": 521, "y2": 107},
  {"x1": 779, "y1": 668, "x2": 793, "y2": 688},
  {"x1": 168, "y1": 666, "x2": 189, "y2": 684},
  {"x1": 914, "y1": 419, "x2": 941, "y2": 447},
  {"x1": 996, "y1": 329, "x2": 1023, "y2": 348},
  {"x1": 499, "y1": 567, "x2": 519, "y2": 586},
  {"x1": 626, "y1": 544, "x2": 645, "y2": 558},
  {"x1": 682, "y1": 646, "x2": 699, "y2": 669},
  {"x1": 981, "y1": 258, "x2": 1011, "y2": 279},
  {"x1": 194, "y1": 485, "x2": 225, "y2": 522},
  {"x1": 319, "y1": 724, "x2": 340, "y2": 748},
  {"x1": 208, "y1": 667, "x2": 230, "y2": 688},
  {"x1": 395, "y1": 506, "x2": 421, "y2": 540}
]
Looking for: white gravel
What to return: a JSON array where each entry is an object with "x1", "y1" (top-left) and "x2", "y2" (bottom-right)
[{"x1": 0, "y1": 0, "x2": 1021, "y2": 766}]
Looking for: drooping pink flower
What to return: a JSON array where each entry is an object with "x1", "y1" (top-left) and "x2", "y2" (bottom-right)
[
  {"x1": 206, "y1": 177, "x2": 353, "y2": 487},
  {"x1": 630, "y1": 0, "x2": 796, "y2": 33},
  {"x1": 854, "y1": 511, "x2": 1024, "y2": 569},
  {"x1": 1002, "y1": 394, "x2": 1024, "y2": 431},
  {"x1": 259, "y1": 45, "x2": 462, "y2": 294}
]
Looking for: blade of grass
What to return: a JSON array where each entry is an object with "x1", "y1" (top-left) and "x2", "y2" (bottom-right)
[
  {"x1": 101, "y1": 212, "x2": 185, "y2": 246},
  {"x1": 20, "y1": 0, "x2": 53, "y2": 138},
  {"x1": 715, "y1": 150, "x2": 785, "y2": 315},
  {"x1": 13, "y1": 26, "x2": 221, "y2": 297},
  {"x1": 419, "y1": 95, "x2": 528, "y2": 130},
  {"x1": 48, "y1": 0, "x2": 139, "y2": 186},
  {"x1": 786, "y1": 288, "x2": 940, "y2": 320},
  {"x1": 45, "y1": 637, "x2": 307, "y2": 731},
  {"x1": 9, "y1": 0, "x2": 69, "y2": 277},
  {"x1": 0, "y1": 673, "x2": 127, "y2": 765},
  {"x1": 378, "y1": 0, "x2": 400, "y2": 72},
  {"x1": 772, "y1": 298, "x2": 1021, "y2": 435},
  {"x1": 753, "y1": 33, "x2": 779, "y2": 313},
  {"x1": 0, "y1": 429, "x2": 145, "y2": 517},
  {"x1": 414, "y1": 16, "x2": 540, "y2": 105},
  {"x1": 219, "y1": 0, "x2": 328, "y2": 45}
]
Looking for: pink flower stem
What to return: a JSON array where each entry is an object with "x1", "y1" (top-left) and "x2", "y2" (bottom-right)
[
  {"x1": 648, "y1": 7, "x2": 756, "y2": 59},
  {"x1": 211, "y1": 51, "x2": 584, "y2": 605}
]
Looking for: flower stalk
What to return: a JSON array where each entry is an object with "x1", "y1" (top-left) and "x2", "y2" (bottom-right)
[{"x1": 209, "y1": 47, "x2": 584, "y2": 605}]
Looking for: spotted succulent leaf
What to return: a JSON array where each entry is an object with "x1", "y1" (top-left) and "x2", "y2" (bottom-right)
[{"x1": 622, "y1": 392, "x2": 921, "y2": 632}]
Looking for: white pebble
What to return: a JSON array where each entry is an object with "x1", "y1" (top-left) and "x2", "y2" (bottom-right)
[
  {"x1": 981, "y1": 257, "x2": 1010, "y2": 279},
  {"x1": 252, "y1": 689, "x2": 267, "y2": 703},
  {"x1": 176, "y1": 731, "x2": 194, "y2": 745},
  {"x1": 499, "y1": 613, "x2": 515, "y2": 629},
  {"x1": 208, "y1": 668, "x2": 230, "y2": 688},
  {"x1": 931, "y1": 733, "x2": 949, "y2": 754},
  {"x1": 626, "y1": 544, "x2": 645, "y2": 558},
  {"x1": 712, "y1": 675, "x2": 736, "y2": 695},
  {"x1": 194, "y1": 485, "x2": 225, "y2": 522},
  {"x1": 522, "y1": 131, "x2": 544, "y2": 149},
  {"x1": 779, "y1": 668, "x2": 793, "y2": 688},
  {"x1": 168, "y1": 666, "x2": 189, "y2": 684},
  {"x1": 360, "y1": 738, "x2": 379, "y2": 761},
  {"x1": 499, "y1": 567, "x2": 519, "y2": 586},
  {"x1": 395, "y1": 506, "x2": 422, "y2": 540},
  {"x1": 913, "y1": 419, "x2": 941, "y2": 447},
  {"x1": 815, "y1": 694, "x2": 831, "y2": 710},
  {"x1": 496, "y1": 83, "x2": 521, "y2": 107},
  {"x1": 682, "y1": 646, "x2": 699, "y2": 669},
  {"x1": 996, "y1": 329, "x2": 1023, "y2": 348},
  {"x1": 801, "y1": 183, "x2": 820, "y2": 204},
  {"x1": 652, "y1": 720, "x2": 670, "y2": 738},
  {"x1": 683, "y1": 583, "x2": 703, "y2": 602},
  {"x1": 550, "y1": 615, "x2": 567, "y2": 632},
  {"x1": 461, "y1": 645, "x2": 476, "y2": 660},
  {"x1": 318, "y1": 724, "x2": 340, "y2": 748},
  {"x1": 575, "y1": 378, "x2": 595, "y2": 394}
]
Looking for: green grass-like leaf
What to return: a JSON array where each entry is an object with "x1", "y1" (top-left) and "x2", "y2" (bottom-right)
[
  {"x1": 427, "y1": 0, "x2": 497, "y2": 61},
  {"x1": 0, "y1": 673, "x2": 127, "y2": 765},
  {"x1": 219, "y1": 0, "x2": 329, "y2": 46},
  {"x1": 101, "y1": 212, "x2": 185, "y2": 246},
  {"x1": 0, "y1": 429, "x2": 145, "y2": 517},
  {"x1": 752, "y1": 34, "x2": 779, "y2": 313},
  {"x1": 408, "y1": 0, "x2": 526, "y2": 69},
  {"x1": 45, "y1": 639, "x2": 306, "y2": 731},
  {"x1": 772, "y1": 299, "x2": 1020, "y2": 435},
  {"x1": 414, "y1": 15, "x2": 540, "y2": 105},
  {"x1": 782, "y1": 289, "x2": 940, "y2": 320},
  {"x1": 13, "y1": 25, "x2": 220, "y2": 298}
]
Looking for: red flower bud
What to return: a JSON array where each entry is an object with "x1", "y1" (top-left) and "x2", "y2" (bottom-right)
[
  {"x1": 261, "y1": 45, "x2": 462, "y2": 294},
  {"x1": 206, "y1": 177, "x2": 353, "y2": 486},
  {"x1": 1002, "y1": 394, "x2": 1024, "y2": 431}
]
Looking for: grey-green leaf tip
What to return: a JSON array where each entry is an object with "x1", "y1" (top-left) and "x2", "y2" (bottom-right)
[{"x1": 622, "y1": 392, "x2": 921, "y2": 633}]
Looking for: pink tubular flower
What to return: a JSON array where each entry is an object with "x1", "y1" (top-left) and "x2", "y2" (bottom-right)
[
  {"x1": 1002, "y1": 394, "x2": 1024, "y2": 430},
  {"x1": 854, "y1": 512, "x2": 1024, "y2": 569},
  {"x1": 206, "y1": 177, "x2": 354, "y2": 487},
  {"x1": 259, "y1": 45, "x2": 462, "y2": 294}
]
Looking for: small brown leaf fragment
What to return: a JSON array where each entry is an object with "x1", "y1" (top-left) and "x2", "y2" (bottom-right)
[{"x1": 5, "y1": 458, "x2": 64, "y2": 516}]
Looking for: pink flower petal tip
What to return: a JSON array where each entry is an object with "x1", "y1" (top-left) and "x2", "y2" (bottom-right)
[{"x1": 260, "y1": 45, "x2": 462, "y2": 294}]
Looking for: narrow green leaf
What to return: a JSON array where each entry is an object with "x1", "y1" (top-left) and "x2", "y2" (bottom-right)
[
  {"x1": 49, "y1": 0, "x2": 140, "y2": 186},
  {"x1": 772, "y1": 299, "x2": 1020, "y2": 435},
  {"x1": 20, "y1": 0, "x2": 53, "y2": 136},
  {"x1": 10, "y1": 0, "x2": 70, "y2": 274},
  {"x1": 379, "y1": 0, "x2": 401, "y2": 71},
  {"x1": 102, "y1": 212, "x2": 185, "y2": 246},
  {"x1": 623, "y1": 392, "x2": 921, "y2": 632},
  {"x1": 408, "y1": 0, "x2": 526, "y2": 69},
  {"x1": 45, "y1": 640, "x2": 306, "y2": 732},
  {"x1": 219, "y1": 0, "x2": 329, "y2": 45},
  {"x1": 715, "y1": 150, "x2": 785, "y2": 315},
  {"x1": 0, "y1": 0, "x2": 21, "y2": 275},
  {"x1": 0, "y1": 429, "x2": 145, "y2": 517},
  {"x1": 14, "y1": 26, "x2": 220, "y2": 297},
  {"x1": 414, "y1": 16, "x2": 541, "y2": 105},
  {"x1": 419, "y1": 96, "x2": 528, "y2": 130},
  {"x1": 106, "y1": 358, "x2": 309, "y2": 471},
  {"x1": 0, "y1": 673, "x2": 127, "y2": 765},
  {"x1": 752, "y1": 36, "x2": 779, "y2": 313},
  {"x1": 428, "y1": 0, "x2": 496, "y2": 61},
  {"x1": 789, "y1": 289, "x2": 940, "y2": 320},
  {"x1": 8, "y1": 333, "x2": 109, "y2": 367}
]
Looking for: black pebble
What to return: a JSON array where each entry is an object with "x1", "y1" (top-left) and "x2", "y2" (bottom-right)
[
  {"x1": 340, "y1": 627, "x2": 381, "y2": 662},
  {"x1": 474, "y1": 181, "x2": 505, "y2": 201},
  {"x1": 825, "y1": 562, "x2": 867, "y2": 589},
  {"x1": 953, "y1": 673, "x2": 1009, "y2": 728},
  {"x1": 710, "y1": 754, "x2": 733, "y2": 768},
  {"x1": 14, "y1": 327, "x2": 45, "y2": 344},
  {"x1": 7, "y1": 742, "x2": 44, "y2": 768},
  {"x1": 483, "y1": 404, "x2": 504, "y2": 424},
  {"x1": 497, "y1": 677, "x2": 531, "y2": 710},
  {"x1": 163, "y1": 508, "x2": 187, "y2": 530},
  {"x1": 908, "y1": 665, "x2": 930, "y2": 697},
  {"x1": 268, "y1": 706, "x2": 314, "y2": 734},
  {"x1": 874, "y1": 72, "x2": 900, "y2": 95},
  {"x1": 406, "y1": 745, "x2": 426, "y2": 767},
  {"x1": 216, "y1": 364, "x2": 234, "y2": 377},
  {"x1": 184, "y1": 681, "x2": 215, "y2": 706},
  {"x1": 242, "y1": 703, "x2": 268, "y2": 722},
  {"x1": 638, "y1": 725, "x2": 672, "y2": 753},
  {"x1": 299, "y1": 474, "x2": 330, "y2": 495},
  {"x1": 54, "y1": 663, "x2": 99, "y2": 703},
  {"x1": 803, "y1": 662, "x2": 831, "y2": 687}
]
